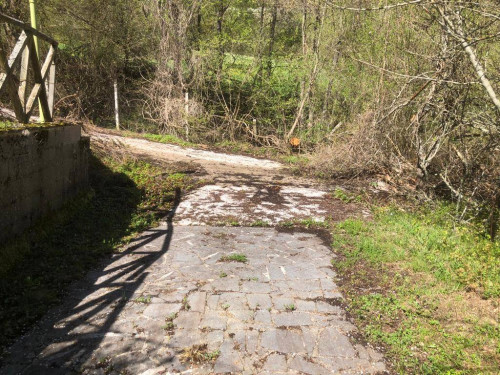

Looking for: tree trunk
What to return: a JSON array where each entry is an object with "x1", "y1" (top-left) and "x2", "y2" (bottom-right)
[{"x1": 267, "y1": 2, "x2": 278, "y2": 77}]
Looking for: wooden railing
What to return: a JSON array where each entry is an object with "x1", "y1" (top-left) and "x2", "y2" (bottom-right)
[{"x1": 0, "y1": 12, "x2": 57, "y2": 123}]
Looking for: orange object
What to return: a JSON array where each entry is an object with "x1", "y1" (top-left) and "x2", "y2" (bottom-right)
[{"x1": 290, "y1": 137, "x2": 301, "y2": 147}]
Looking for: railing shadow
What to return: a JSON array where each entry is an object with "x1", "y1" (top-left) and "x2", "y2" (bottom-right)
[{"x1": 0, "y1": 158, "x2": 182, "y2": 374}]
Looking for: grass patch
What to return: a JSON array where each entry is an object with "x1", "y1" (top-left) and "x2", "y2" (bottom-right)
[
  {"x1": 162, "y1": 321, "x2": 175, "y2": 331},
  {"x1": 182, "y1": 296, "x2": 191, "y2": 311},
  {"x1": 220, "y1": 254, "x2": 248, "y2": 263},
  {"x1": 141, "y1": 133, "x2": 195, "y2": 147},
  {"x1": 180, "y1": 344, "x2": 220, "y2": 364},
  {"x1": 280, "y1": 155, "x2": 309, "y2": 165},
  {"x1": 134, "y1": 295, "x2": 152, "y2": 304},
  {"x1": 332, "y1": 206, "x2": 500, "y2": 374},
  {"x1": 0, "y1": 153, "x2": 197, "y2": 355},
  {"x1": 250, "y1": 220, "x2": 271, "y2": 227},
  {"x1": 284, "y1": 304, "x2": 296, "y2": 311},
  {"x1": 279, "y1": 218, "x2": 330, "y2": 229},
  {"x1": 331, "y1": 188, "x2": 362, "y2": 203}
]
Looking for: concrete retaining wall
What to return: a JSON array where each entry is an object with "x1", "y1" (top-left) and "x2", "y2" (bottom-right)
[{"x1": 0, "y1": 124, "x2": 89, "y2": 241}]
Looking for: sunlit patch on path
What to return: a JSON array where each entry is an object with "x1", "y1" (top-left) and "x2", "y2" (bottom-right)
[{"x1": 174, "y1": 184, "x2": 349, "y2": 226}]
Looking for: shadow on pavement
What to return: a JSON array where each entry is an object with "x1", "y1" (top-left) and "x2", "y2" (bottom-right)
[{"x1": 0, "y1": 164, "x2": 182, "y2": 375}]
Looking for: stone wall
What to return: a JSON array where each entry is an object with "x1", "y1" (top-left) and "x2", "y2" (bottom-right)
[{"x1": 0, "y1": 124, "x2": 89, "y2": 241}]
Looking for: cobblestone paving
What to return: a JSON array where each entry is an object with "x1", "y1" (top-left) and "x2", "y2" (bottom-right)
[{"x1": 1, "y1": 226, "x2": 386, "y2": 375}]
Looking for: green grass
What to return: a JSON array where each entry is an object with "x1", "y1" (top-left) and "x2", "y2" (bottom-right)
[
  {"x1": 134, "y1": 295, "x2": 152, "y2": 304},
  {"x1": 182, "y1": 296, "x2": 191, "y2": 311},
  {"x1": 332, "y1": 206, "x2": 500, "y2": 374},
  {"x1": 141, "y1": 133, "x2": 195, "y2": 147},
  {"x1": 280, "y1": 155, "x2": 309, "y2": 165},
  {"x1": 162, "y1": 321, "x2": 175, "y2": 331},
  {"x1": 0, "y1": 153, "x2": 197, "y2": 355},
  {"x1": 279, "y1": 218, "x2": 330, "y2": 229},
  {"x1": 220, "y1": 254, "x2": 248, "y2": 263},
  {"x1": 250, "y1": 220, "x2": 271, "y2": 227},
  {"x1": 332, "y1": 188, "x2": 362, "y2": 203}
]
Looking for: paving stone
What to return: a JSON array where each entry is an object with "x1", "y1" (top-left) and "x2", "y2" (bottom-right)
[
  {"x1": 273, "y1": 312, "x2": 312, "y2": 327},
  {"x1": 187, "y1": 292, "x2": 206, "y2": 312},
  {"x1": 241, "y1": 281, "x2": 272, "y2": 293},
  {"x1": 301, "y1": 326, "x2": 318, "y2": 353},
  {"x1": 288, "y1": 355, "x2": 331, "y2": 375},
  {"x1": 200, "y1": 311, "x2": 227, "y2": 330},
  {"x1": 246, "y1": 294, "x2": 272, "y2": 310},
  {"x1": 143, "y1": 302, "x2": 182, "y2": 320},
  {"x1": 267, "y1": 265, "x2": 287, "y2": 280},
  {"x1": 295, "y1": 299, "x2": 317, "y2": 312},
  {"x1": 173, "y1": 311, "x2": 202, "y2": 330},
  {"x1": 323, "y1": 289, "x2": 343, "y2": 299},
  {"x1": 294, "y1": 290, "x2": 325, "y2": 300},
  {"x1": 218, "y1": 292, "x2": 248, "y2": 310},
  {"x1": 272, "y1": 296, "x2": 295, "y2": 310},
  {"x1": 288, "y1": 279, "x2": 322, "y2": 292},
  {"x1": 261, "y1": 329, "x2": 305, "y2": 353},
  {"x1": 213, "y1": 340, "x2": 243, "y2": 374},
  {"x1": 232, "y1": 330, "x2": 246, "y2": 351},
  {"x1": 355, "y1": 344, "x2": 371, "y2": 360},
  {"x1": 246, "y1": 330, "x2": 259, "y2": 353},
  {"x1": 169, "y1": 329, "x2": 204, "y2": 348},
  {"x1": 318, "y1": 327, "x2": 357, "y2": 358},
  {"x1": 206, "y1": 294, "x2": 220, "y2": 309},
  {"x1": 228, "y1": 309, "x2": 254, "y2": 322},
  {"x1": 254, "y1": 310, "x2": 272, "y2": 325},
  {"x1": 206, "y1": 330, "x2": 224, "y2": 351},
  {"x1": 262, "y1": 353, "x2": 287, "y2": 372},
  {"x1": 316, "y1": 301, "x2": 343, "y2": 314},
  {"x1": 211, "y1": 278, "x2": 241, "y2": 292},
  {"x1": 270, "y1": 280, "x2": 290, "y2": 292}
]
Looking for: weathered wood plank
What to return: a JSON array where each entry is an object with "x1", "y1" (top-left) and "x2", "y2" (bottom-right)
[
  {"x1": 47, "y1": 61, "x2": 56, "y2": 117},
  {"x1": 25, "y1": 37, "x2": 55, "y2": 121},
  {"x1": 18, "y1": 47, "x2": 29, "y2": 109},
  {"x1": 0, "y1": 31, "x2": 28, "y2": 92},
  {"x1": 0, "y1": 39, "x2": 27, "y2": 122},
  {"x1": 0, "y1": 12, "x2": 58, "y2": 47}
]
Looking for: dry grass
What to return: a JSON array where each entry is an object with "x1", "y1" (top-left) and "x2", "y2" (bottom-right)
[
  {"x1": 179, "y1": 344, "x2": 220, "y2": 364},
  {"x1": 310, "y1": 113, "x2": 389, "y2": 179}
]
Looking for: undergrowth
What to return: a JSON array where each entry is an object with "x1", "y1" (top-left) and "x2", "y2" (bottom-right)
[
  {"x1": 0, "y1": 153, "x2": 197, "y2": 356},
  {"x1": 332, "y1": 205, "x2": 500, "y2": 374}
]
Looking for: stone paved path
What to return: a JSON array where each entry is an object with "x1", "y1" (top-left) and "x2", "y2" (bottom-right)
[{"x1": 1, "y1": 134, "x2": 386, "y2": 375}]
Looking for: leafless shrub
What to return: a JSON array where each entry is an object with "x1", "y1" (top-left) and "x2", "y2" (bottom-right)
[
  {"x1": 142, "y1": 71, "x2": 204, "y2": 136},
  {"x1": 311, "y1": 112, "x2": 391, "y2": 178}
]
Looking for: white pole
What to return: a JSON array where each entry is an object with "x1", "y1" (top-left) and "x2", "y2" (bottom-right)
[
  {"x1": 184, "y1": 91, "x2": 190, "y2": 139},
  {"x1": 114, "y1": 79, "x2": 120, "y2": 130}
]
